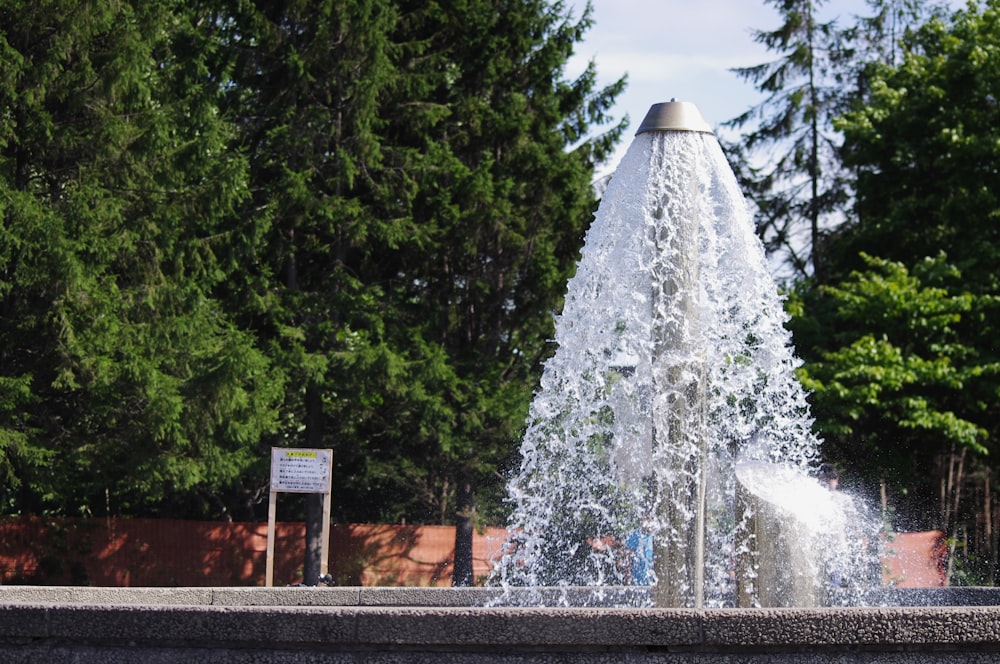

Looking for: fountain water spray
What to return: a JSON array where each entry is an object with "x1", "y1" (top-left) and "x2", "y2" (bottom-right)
[{"x1": 492, "y1": 101, "x2": 876, "y2": 608}]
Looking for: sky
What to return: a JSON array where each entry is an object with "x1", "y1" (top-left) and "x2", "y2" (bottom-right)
[{"x1": 564, "y1": 0, "x2": 957, "y2": 177}]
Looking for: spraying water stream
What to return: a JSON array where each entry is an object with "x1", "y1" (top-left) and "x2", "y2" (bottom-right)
[{"x1": 491, "y1": 102, "x2": 877, "y2": 608}]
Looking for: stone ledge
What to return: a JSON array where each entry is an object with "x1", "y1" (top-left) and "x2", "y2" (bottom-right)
[
  {"x1": 0, "y1": 585, "x2": 655, "y2": 607},
  {"x1": 2, "y1": 601, "x2": 1000, "y2": 650},
  {"x1": 3, "y1": 585, "x2": 1000, "y2": 609}
]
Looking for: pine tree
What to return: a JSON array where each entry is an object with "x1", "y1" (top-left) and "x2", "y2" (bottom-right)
[
  {"x1": 0, "y1": 0, "x2": 282, "y2": 516},
  {"x1": 382, "y1": 0, "x2": 625, "y2": 583},
  {"x1": 221, "y1": 0, "x2": 405, "y2": 581},
  {"x1": 222, "y1": 0, "x2": 624, "y2": 584},
  {"x1": 726, "y1": 0, "x2": 852, "y2": 279}
]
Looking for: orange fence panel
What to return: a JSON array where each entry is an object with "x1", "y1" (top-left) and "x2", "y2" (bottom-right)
[
  {"x1": 0, "y1": 517, "x2": 508, "y2": 587},
  {"x1": 0, "y1": 517, "x2": 948, "y2": 589},
  {"x1": 882, "y1": 530, "x2": 948, "y2": 588}
]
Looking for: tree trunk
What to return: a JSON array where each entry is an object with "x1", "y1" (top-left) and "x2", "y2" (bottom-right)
[
  {"x1": 452, "y1": 470, "x2": 474, "y2": 586},
  {"x1": 985, "y1": 468, "x2": 995, "y2": 585},
  {"x1": 303, "y1": 382, "x2": 324, "y2": 585}
]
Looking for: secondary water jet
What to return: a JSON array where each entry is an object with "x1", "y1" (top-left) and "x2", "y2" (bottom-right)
[{"x1": 493, "y1": 101, "x2": 867, "y2": 608}]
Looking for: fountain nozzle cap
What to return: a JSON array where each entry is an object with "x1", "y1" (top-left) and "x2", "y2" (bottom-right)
[{"x1": 636, "y1": 100, "x2": 713, "y2": 135}]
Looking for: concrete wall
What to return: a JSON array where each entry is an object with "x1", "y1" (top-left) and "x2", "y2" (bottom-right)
[{"x1": 2, "y1": 587, "x2": 1000, "y2": 662}]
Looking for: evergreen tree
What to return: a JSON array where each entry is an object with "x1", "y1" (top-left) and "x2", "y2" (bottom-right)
[
  {"x1": 223, "y1": 0, "x2": 624, "y2": 583},
  {"x1": 726, "y1": 0, "x2": 853, "y2": 279},
  {"x1": 383, "y1": 0, "x2": 625, "y2": 583},
  {"x1": 0, "y1": 2, "x2": 625, "y2": 594},
  {"x1": 221, "y1": 0, "x2": 408, "y2": 580},
  {"x1": 852, "y1": 0, "x2": 935, "y2": 68},
  {"x1": 0, "y1": 0, "x2": 281, "y2": 516}
]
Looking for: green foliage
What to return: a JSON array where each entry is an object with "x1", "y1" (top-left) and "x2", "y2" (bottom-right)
[
  {"x1": 0, "y1": 0, "x2": 283, "y2": 516},
  {"x1": 783, "y1": 2, "x2": 1000, "y2": 575},
  {"x1": 793, "y1": 255, "x2": 992, "y2": 490},
  {"x1": 0, "y1": 0, "x2": 622, "y2": 527},
  {"x1": 220, "y1": 0, "x2": 410, "y2": 524},
  {"x1": 370, "y1": 0, "x2": 626, "y2": 523},
  {"x1": 836, "y1": 0, "x2": 1000, "y2": 291}
]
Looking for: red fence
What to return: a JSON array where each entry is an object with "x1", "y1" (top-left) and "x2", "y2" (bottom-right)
[
  {"x1": 882, "y1": 530, "x2": 948, "y2": 588},
  {"x1": 0, "y1": 517, "x2": 509, "y2": 587},
  {"x1": 0, "y1": 517, "x2": 945, "y2": 588}
]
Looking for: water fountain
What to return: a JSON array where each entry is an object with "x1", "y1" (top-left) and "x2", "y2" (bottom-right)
[
  {"x1": 491, "y1": 100, "x2": 877, "y2": 608},
  {"x1": 1, "y1": 102, "x2": 998, "y2": 662}
]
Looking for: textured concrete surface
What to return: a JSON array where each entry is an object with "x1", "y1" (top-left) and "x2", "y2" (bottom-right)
[
  {"x1": 2, "y1": 587, "x2": 1000, "y2": 662},
  {"x1": 0, "y1": 585, "x2": 651, "y2": 607},
  {"x1": 2, "y1": 584, "x2": 998, "y2": 607}
]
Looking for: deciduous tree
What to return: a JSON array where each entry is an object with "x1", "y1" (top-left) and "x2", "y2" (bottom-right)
[{"x1": 793, "y1": 0, "x2": 1000, "y2": 580}]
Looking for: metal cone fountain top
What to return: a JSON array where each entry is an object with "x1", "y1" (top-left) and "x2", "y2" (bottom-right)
[
  {"x1": 635, "y1": 100, "x2": 713, "y2": 135},
  {"x1": 490, "y1": 101, "x2": 860, "y2": 608}
]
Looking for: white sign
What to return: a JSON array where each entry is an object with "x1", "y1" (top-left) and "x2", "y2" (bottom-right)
[{"x1": 270, "y1": 448, "x2": 332, "y2": 494}]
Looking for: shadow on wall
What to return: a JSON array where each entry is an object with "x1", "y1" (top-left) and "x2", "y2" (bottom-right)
[{"x1": 0, "y1": 517, "x2": 509, "y2": 587}]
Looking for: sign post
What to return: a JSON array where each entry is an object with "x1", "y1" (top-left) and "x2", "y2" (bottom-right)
[{"x1": 266, "y1": 448, "x2": 333, "y2": 586}]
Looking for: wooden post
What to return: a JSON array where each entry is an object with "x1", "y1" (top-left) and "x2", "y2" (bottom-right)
[
  {"x1": 321, "y1": 489, "x2": 332, "y2": 577},
  {"x1": 266, "y1": 490, "x2": 278, "y2": 587}
]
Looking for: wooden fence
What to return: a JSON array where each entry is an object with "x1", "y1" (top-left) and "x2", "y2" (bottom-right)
[
  {"x1": 0, "y1": 516, "x2": 945, "y2": 588},
  {"x1": 0, "y1": 517, "x2": 509, "y2": 587}
]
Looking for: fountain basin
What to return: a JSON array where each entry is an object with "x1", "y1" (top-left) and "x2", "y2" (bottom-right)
[{"x1": 2, "y1": 587, "x2": 1000, "y2": 662}]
